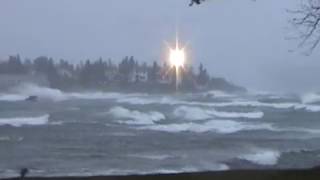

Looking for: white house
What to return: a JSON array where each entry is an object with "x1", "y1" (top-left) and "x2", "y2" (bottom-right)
[{"x1": 129, "y1": 70, "x2": 148, "y2": 83}]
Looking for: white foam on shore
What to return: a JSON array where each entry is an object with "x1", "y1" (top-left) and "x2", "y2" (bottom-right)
[
  {"x1": 150, "y1": 164, "x2": 229, "y2": 174},
  {"x1": 0, "y1": 170, "x2": 18, "y2": 179},
  {"x1": 108, "y1": 106, "x2": 165, "y2": 125},
  {"x1": 173, "y1": 106, "x2": 264, "y2": 121},
  {"x1": 238, "y1": 149, "x2": 281, "y2": 166},
  {"x1": 98, "y1": 164, "x2": 228, "y2": 176},
  {"x1": 0, "y1": 163, "x2": 229, "y2": 178},
  {"x1": 65, "y1": 164, "x2": 228, "y2": 177},
  {"x1": 0, "y1": 114, "x2": 50, "y2": 127},
  {"x1": 139, "y1": 120, "x2": 274, "y2": 134}
]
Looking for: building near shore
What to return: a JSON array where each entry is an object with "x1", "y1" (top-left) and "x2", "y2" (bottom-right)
[{"x1": 129, "y1": 70, "x2": 148, "y2": 83}]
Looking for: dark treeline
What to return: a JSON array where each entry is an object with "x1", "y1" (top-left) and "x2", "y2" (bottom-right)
[{"x1": 0, "y1": 55, "x2": 245, "y2": 93}]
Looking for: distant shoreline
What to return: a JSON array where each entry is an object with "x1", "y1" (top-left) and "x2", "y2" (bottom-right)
[
  {"x1": 0, "y1": 55, "x2": 247, "y2": 94},
  {"x1": 3, "y1": 169, "x2": 320, "y2": 180}
]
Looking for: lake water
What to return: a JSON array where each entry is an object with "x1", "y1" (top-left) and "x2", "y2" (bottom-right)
[{"x1": 1, "y1": 85, "x2": 320, "y2": 178}]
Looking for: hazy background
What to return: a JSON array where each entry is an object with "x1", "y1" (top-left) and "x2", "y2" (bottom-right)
[{"x1": 0, "y1": 0, "x2": 319, "y2": 93}]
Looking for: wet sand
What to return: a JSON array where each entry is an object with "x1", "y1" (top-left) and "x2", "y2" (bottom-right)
[{"x1": 3, "y1": 169, "x2": 320, "y2": 180}]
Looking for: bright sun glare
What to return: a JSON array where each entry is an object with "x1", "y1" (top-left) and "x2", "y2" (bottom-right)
[
  {"x1": 169, "y1": 42, "x2": 185, "y2": 68},
  {"x1": 168, "y1": 37, "x2": 186, "y2": 90}
]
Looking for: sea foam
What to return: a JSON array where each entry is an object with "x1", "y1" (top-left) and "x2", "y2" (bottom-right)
[
  {"x1": 173, "y1": 106, "x2": 264, "y2": 121},
  {"x1": 209, "y1": 110, "x2": 264, "y2": 119},
  {"x1": 0, "y1": 114, "x2": 50, "y2": 127},
  {"x1": 11, "y1": 83, "x2": 67, "y2": 101},
  {"x1": 173, "y1": 106, "x2": 212, "y2": 121},
  {"x1": 301, "y1": 93, "x2": 320, "y2": 104},
  {"x1": 0, "y1": 94, "x2": 26, "y2": 101},
  {"x1": 108, "y1": 106, "x2": 165, "y2": 125},
  {"x1": 4, "y1": 83, "x2": 146, "y2": 102},
  {"x1": 139, "y1": 119, "x2": 273, "y2": 134},
  {"x1": 238, "y1": 149, "x2": 281, "y2": 166},
  {"x1": 205, "y1": 90, "x2": 236, "y2": 98},
  {"x1": 118, "y1": 96, "x2": 320, "y2": 113}
]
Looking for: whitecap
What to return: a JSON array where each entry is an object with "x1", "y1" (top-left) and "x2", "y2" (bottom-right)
[
  {"x1": 69, "y1": 92, "x2": 126, "y2": 100},
  {"x1": 116, "y1": 96, "x2": 177, "y2": 105},
  {"x1": 205, "y1": 90, "x2": 236, "y2": 98},
  {"x1": 303, "y1": 105, "x2": 320, "y2": 112},
  {"x1": 0, "y1": 114, "x2": 50, "y2": 127},
  {"x1": 173, "y1": 106, "x2": 212, "y2": 121},
  {"x1": 128, "y1": 154, "x2": 173, "y2": 160},
  {"x1": 107, "y1": 106, "x2": 165, "y2": 125},
  {"x1": 209, "y1": 110, "x2": 264, "y2": 119},
  {"x1": 11, "y1": 83, "x2": 67, "y2": 101},
  {"x1": 301, "y1": 93, "x2": 320, "y2": 104},
  {"x1": 0, "y1": 94, "x2": 26, "y2": 101},
  {"x1": 0, "y1": 136, "x2": 11, "y2": 141},
  {"x1": 276, "y1": 127, "x2": 320, "y2": 134},
  {"x1": 0, "y1": 169, "x2": 18, "y2": 178},
  {"x1": 152, "y1": 164, "x2": 229, "y2": 174},
  {"x1": 6, "y1": 83, "x2": 147, "y2": 102},
  {"x1": 182, "y1": 100, "x2": 320, "y2": 113},
  {"x1": 115, "y1": 95, "x2": 311, "y2": 111},
  {"x1": 109, "y1": 132, "x2": 136, "y2": 137},
  {"x1": 173, "y1": 106, "x2": 264, "y2": 121},
  {"x1": 0, "y1": 136, "x2": 24, "y2": 142},
  {"x1": 238, "y1": 149, "x2": 281, "y2": 166},
  {"x1": 139, "y1": 119, "x2": 274, "y2": 134},
  {"x1": 72, "y1": 164, "x2": 227, "y2": 177}
]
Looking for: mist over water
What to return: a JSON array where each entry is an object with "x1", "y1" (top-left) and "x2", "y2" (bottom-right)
[{"x1": 1, "y1": 84, "x2": 320, "y2": 177}]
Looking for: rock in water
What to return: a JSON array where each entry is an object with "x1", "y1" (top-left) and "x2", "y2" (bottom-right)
[{"x1": 25, "y1": 96, "x2": 38, "y2": 102}]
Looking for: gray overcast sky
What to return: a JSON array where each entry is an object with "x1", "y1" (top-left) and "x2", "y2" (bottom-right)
[{"x1": 0, "y1": 0, "x2": 320, "y2": 93}]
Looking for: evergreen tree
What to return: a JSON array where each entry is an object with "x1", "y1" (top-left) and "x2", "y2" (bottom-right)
[
  {"x1": 197, "y1": 63, "x2": 210, "y2": 86},
  {"x1": 7, "y1": 55, "x2": 25, "y2": 74},
  {"x1": 149, "y1": 61, "x2": 160, "y2": 82}
]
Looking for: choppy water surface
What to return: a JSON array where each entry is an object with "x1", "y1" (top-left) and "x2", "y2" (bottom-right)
[{"x1": 1, "y1": 85, "x2": 320, "y2": 177}]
